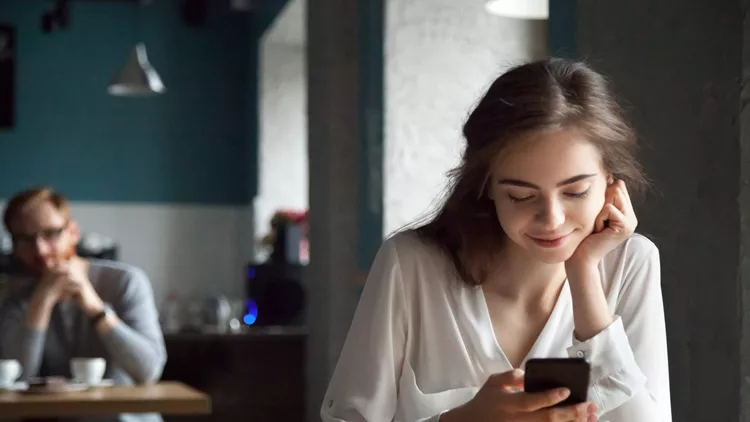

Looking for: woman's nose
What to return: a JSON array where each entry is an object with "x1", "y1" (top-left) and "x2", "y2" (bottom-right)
[{"x1": 537, "y1": 199, "x2": 565, "y2": 231}]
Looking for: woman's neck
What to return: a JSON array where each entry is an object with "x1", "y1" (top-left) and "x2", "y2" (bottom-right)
[{"x1": 483, "y1": 242, "x2": 567, "y2": 307}]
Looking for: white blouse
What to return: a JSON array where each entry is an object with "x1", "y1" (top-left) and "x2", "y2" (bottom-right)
[{"x1": 321, "y1": 232, "x2": 672, "y2": 422}]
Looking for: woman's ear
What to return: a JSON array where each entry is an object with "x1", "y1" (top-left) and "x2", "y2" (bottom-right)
[{"x1": 606, "y1": 173, "x2": 614, "y2": 185}]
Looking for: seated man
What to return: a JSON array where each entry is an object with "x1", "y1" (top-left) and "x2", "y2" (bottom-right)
[{"x1": 0, "y1": 187, "x2": 166, "y2": 422}]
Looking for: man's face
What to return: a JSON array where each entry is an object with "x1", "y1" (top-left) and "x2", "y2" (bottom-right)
[{"x1": 10, "y1": 201, "x2": 79, "y2": 276}]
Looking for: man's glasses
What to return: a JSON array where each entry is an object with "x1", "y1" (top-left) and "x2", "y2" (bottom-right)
[{"x1": 12, "y1": 224, "x2": 68, "y2": 246}]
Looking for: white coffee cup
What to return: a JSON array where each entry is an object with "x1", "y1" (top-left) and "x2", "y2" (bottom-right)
[
  {"x1": 70, "y1": 357, "x2": 106, "y2": 385},
  {"x1": 0, "y1": 359, "x2": 21, "y2": 388}
]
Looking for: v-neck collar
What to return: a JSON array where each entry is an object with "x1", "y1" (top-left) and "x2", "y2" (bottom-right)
[{"x1": 476, "y1": 280, "x2": 571, "y2": 371}]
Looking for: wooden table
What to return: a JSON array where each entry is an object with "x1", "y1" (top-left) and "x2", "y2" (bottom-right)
[{"x1": 0, "y1": 381, "x2": 211, "y2": 418}]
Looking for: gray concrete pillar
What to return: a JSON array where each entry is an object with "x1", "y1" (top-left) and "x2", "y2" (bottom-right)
[
  {"x1": 306, "y1": 0, "x2": 384, "y2": 420},
  {"x1": 576, "y1": 0, "x2": 746, "y2": 420}
]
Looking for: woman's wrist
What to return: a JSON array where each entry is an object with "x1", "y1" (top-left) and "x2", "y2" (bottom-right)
[
  {"x1": 565, "y1": 258, "x2": 599, "y2": 281},
  {"x1": 565, "y1": 260, "x2": 613, "y2": 341}
]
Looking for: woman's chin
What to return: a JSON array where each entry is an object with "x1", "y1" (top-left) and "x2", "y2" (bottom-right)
[{"x1": 526, "y1": 242, "x2": 580, "y2": 264}]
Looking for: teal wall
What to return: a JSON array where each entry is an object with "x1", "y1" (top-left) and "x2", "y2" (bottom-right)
[
  {"x1": 0, "y1": 0, "x2": 256, "y2": 204},
  {"x1": 356, "y1": 0, "x2": 384, "y2": 270},
  {"x1": 548, "y1": 0, "x2": 577, "y2": 58}
]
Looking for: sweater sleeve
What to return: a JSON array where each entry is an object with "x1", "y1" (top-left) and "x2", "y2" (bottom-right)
[
  {"x1": 0, "y1": 296, "x2": 46, "y2": 380},
  {"x1": 97, "y1": 268, "x2": 166, "y2": 384}
]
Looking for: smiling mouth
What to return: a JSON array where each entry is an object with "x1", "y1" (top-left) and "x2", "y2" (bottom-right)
[{"x1": 527, "y1": 233, "x2": 571, "y2": 248}]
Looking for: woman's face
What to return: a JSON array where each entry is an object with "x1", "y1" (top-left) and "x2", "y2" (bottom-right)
[{"x1": 488, "y1": 128, "x2": 609, "y2": 264}]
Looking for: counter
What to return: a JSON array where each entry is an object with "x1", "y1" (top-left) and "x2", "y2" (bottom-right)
[{"x1": 160, "y1": 328, "x2": 306, "y2": 422}]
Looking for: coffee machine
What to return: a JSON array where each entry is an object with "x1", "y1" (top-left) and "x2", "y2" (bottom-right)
[{"x1": 244, "y1": 222, "x2": 306, "y2": 327}]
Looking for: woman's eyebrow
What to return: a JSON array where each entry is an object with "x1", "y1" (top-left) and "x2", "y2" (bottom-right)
[{"x1": 498, "y1": 173, "x2": 598, "y2": 189}]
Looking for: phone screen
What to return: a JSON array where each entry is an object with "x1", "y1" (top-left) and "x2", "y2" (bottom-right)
[{"x1": 523, "y1": 358, "x2": 591, "y2": 407}]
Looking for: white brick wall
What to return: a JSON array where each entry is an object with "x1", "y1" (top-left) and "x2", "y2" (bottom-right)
[
  {"x1": 384, "y1": 0, "x2": 546, "y2": 234},
  {"x1": 256, "y1": 0, "x2": 545, "y2": 242},
  {"x1": 255, "y1": 40, "x2": 307, "y2": 258}
]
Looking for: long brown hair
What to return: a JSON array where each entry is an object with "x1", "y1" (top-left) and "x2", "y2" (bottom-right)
[{"x1": 414, "y1": 58, "x2": 648, "y2": 286}]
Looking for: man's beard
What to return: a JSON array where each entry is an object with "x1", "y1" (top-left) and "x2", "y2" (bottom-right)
[{"x1": 27, "y1": 244, "x2": 77, "y2": 277}]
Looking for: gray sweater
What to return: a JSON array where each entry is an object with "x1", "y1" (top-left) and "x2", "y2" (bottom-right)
[{"x1": 0, "y1": 259, "x2": 167, "y2": 422}]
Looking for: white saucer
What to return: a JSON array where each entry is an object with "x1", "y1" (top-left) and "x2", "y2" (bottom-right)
[
  {"x1": 0, "y1": 381, "x2": 28, "y2": 392},
  {"x1": 84, "y1": 379, "x2": 114, "y2": 388},
  {"x1": 25, "y1": 382, "x2": 87, "y2": 394},
  {"x1": 24, "y1": 379, "x2": 113, "y2": 394}
]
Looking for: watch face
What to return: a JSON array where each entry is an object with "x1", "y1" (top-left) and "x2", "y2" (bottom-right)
[{"x1": 92, "y1": 307, "x2": 111, "y2": 325}]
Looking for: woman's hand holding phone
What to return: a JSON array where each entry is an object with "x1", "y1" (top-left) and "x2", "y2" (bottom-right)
[{"x1": 440, "y1": 369, "x2": 597, "y2": 422}]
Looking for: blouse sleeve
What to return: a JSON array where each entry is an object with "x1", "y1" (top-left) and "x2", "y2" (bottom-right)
[
  {"x1": 321, "y1": 238, "x2": 412, "y2": 421},
  {"x1": 566, "y1": 239, "x2": 672, "y2": 421}
]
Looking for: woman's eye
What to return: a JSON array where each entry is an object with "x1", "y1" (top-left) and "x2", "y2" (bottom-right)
[
  {"x1": 508, "y1": 194, "x2": 534, "y2": 203},
  {"x1": 565, "y1": 189, "x2": 590, "y2": 199}
]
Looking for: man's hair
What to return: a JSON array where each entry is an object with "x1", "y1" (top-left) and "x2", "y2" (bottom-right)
[{"x1": 3, "y1": 186, "x2": 70, "y2": 234}]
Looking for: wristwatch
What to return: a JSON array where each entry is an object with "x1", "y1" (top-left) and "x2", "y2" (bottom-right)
[{"x1": 90, "y1": 306, "x2": 114, "y2": 326}]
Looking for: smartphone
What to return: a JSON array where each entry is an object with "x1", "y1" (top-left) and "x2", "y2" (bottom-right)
[{"x1": 523, "y1": 358, "x2": 591, "y2": 407}]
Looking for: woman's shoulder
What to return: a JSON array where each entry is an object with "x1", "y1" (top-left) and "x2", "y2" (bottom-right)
[
  {"x1": 605, "y1": 232, "x2": 659, "y2": 265},
  {"x1": 600, "y1": 233, "x2": 660, "y2": 288},
  {"x1": 382, "y1": 230, "x2": 447, "y2": 261},
  {"x1": 377, "y1": 230, "x2": 455, "y2": 285}
]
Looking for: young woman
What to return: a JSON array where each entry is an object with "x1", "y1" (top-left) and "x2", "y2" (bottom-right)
[{"x1": 321, "y1": 58, "x2": 671, "y2": 422}]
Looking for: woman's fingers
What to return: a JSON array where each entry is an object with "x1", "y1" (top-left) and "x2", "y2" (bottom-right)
[
  {"x1": 511, "y1": 388, "x2": 571, "y2": 412},
  {"x1": 594, "y1": 204, "x2": 610, "y2": 233},
  {"x1": 530, "y1": 402, "x2": 597, "y2": 422},
  {"x1": 612, "y1": 180, "x2": 635, "y2": 218},
  {"x1": 487, "y1": 368, "x2": 525, "y2": 390},
  {"x1": 616, "y1": 178, "x2": 633, "y2": 205},
  {"x1": 603, "y1": 204, "x2": 629, "y2": 233}
]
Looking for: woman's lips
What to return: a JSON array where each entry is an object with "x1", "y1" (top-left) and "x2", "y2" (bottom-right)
[{"x1": 528, "y1": 233, "x2": 571, "y2": 248}]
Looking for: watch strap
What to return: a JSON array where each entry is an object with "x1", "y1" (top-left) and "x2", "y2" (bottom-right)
[{"x1": 90, "y1": 306, "x2": 110, "y2": 326}]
